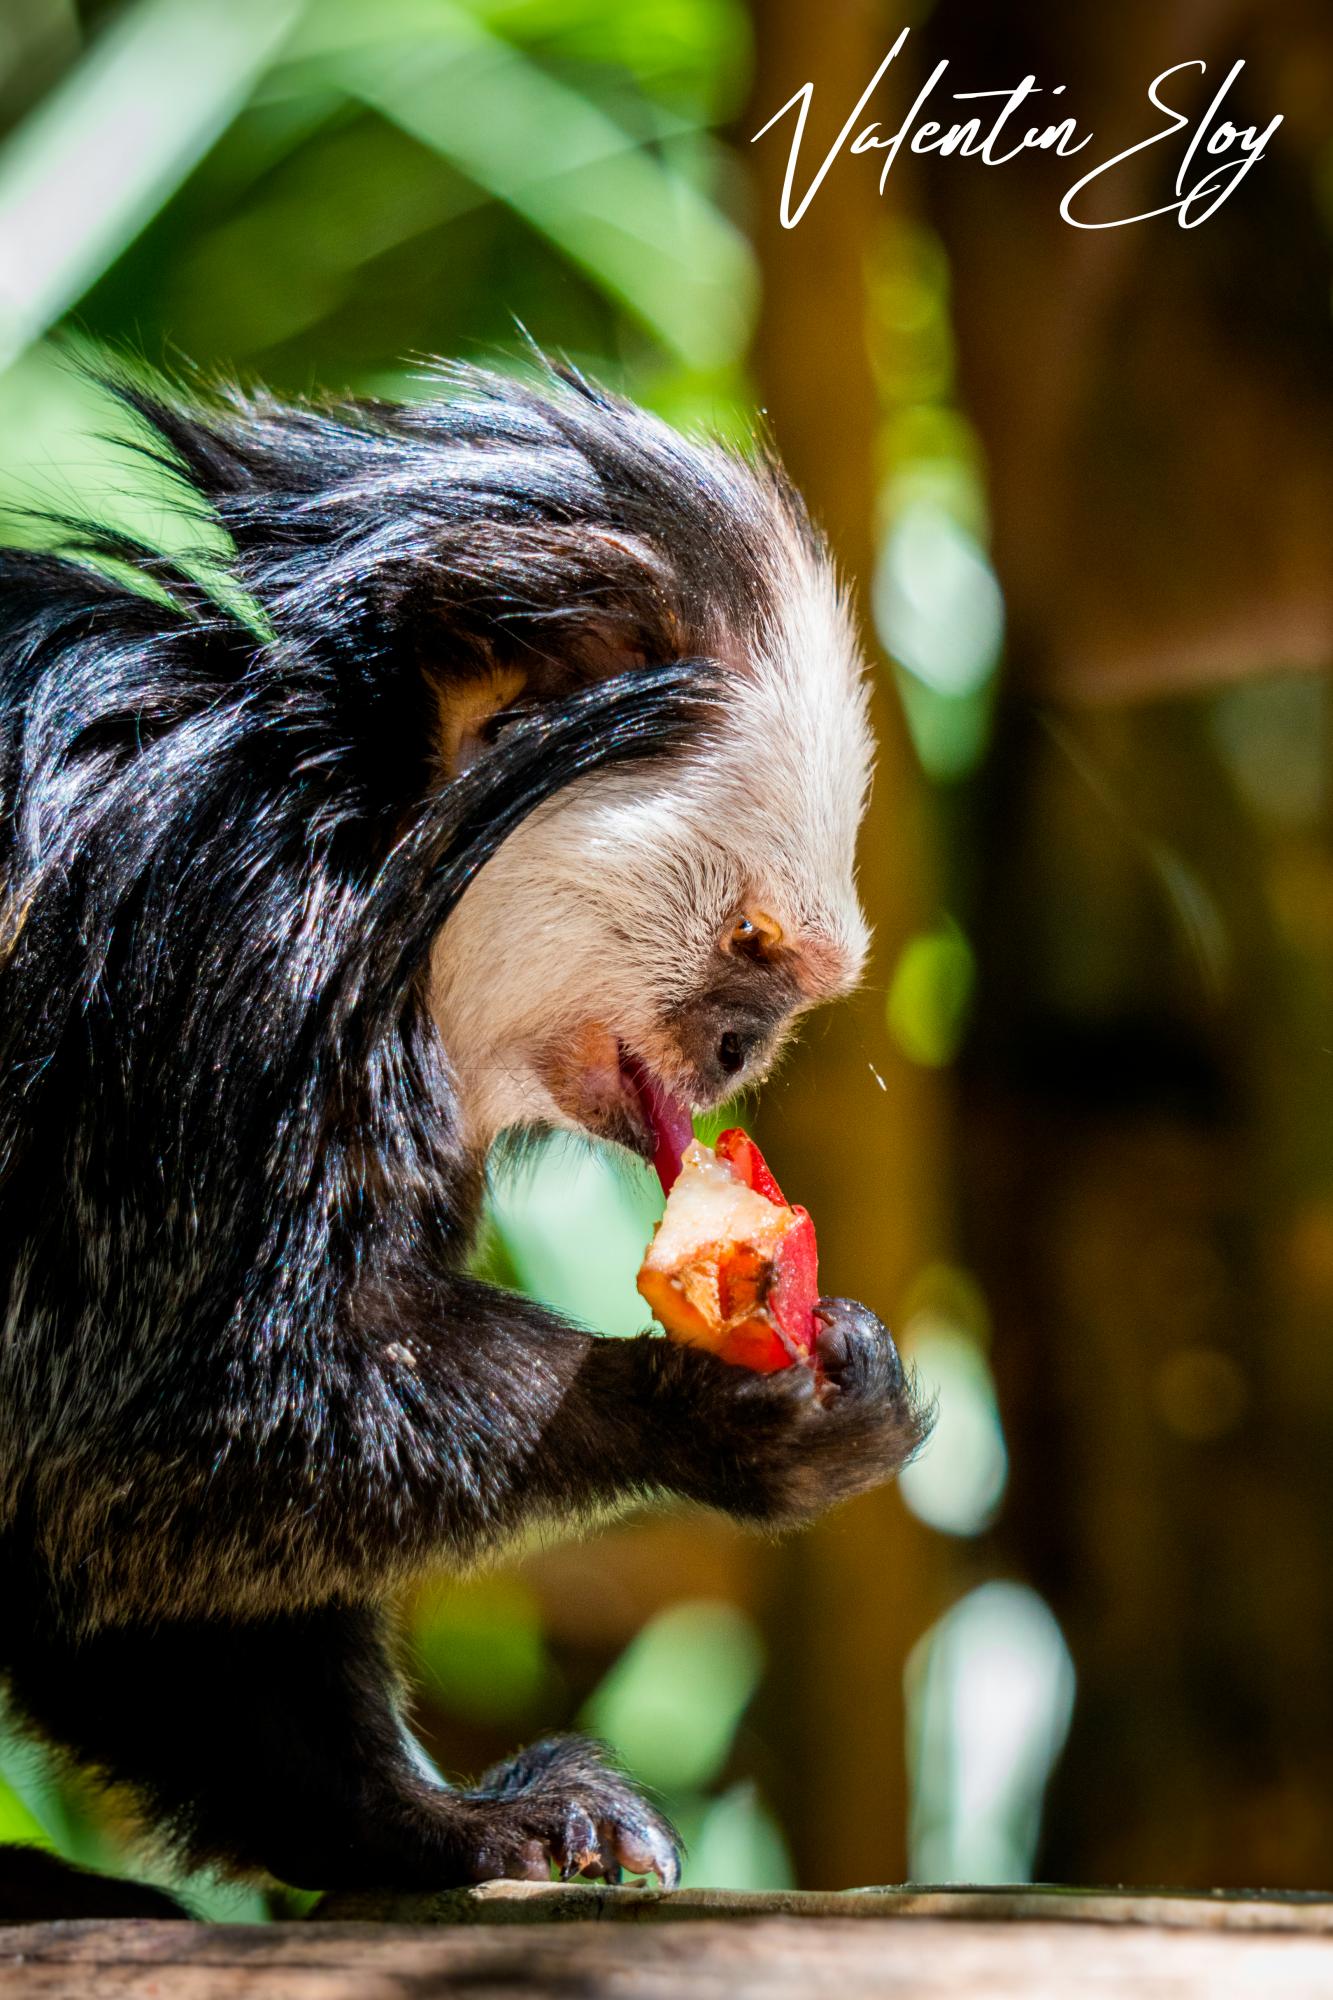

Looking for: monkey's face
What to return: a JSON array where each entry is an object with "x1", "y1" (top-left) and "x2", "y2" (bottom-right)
[{"x1": 428, "y1": 562, "x2": 873, "y2": 1172}]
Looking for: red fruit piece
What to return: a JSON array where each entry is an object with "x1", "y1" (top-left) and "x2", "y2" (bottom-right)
[
  {"x1": 636, "y1": 1131, "x2": 820, "y2": 1373},
  {"x1": 713, "y1": 1317, "x2": 793, "y2": 1373}
]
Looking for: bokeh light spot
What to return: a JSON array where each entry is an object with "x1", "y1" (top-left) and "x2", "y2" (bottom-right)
[
  {"x1": 887, "y1": 923, "x2": 976, "y2": 1068},
  {"x1": 581, "y1": 1600, "x2": 763, "y2": 1793},
  {"x1": 899, "y1": 1320, "x2": 1007, "y2": 1537},
  {"x1": 906, "y1": 1582, "x2": 1075, "y2": 1883},
  {"x1": 875, "y1": 500, "x2": 1004, "y2": 700}
]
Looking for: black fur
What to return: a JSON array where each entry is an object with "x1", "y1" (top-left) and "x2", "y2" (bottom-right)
[
  {"x1": 0, "y1": 1847, "x2": 188, "y2": 1922},
  {"x1": 0, "y1": 363, "x2": 929, "y2": 1897}
]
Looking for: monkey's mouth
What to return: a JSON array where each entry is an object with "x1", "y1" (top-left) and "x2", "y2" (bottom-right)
[
  {"x1": 618, "y1": 1048, "x2": 695, "y2": 1194},
  {"x1": 539, "y1": 1028, "x2": 695, "y2": 1191}
]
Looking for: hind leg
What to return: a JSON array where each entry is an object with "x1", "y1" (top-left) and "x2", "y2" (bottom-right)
[{"x1": 4, "y1": 1601, "x2": 677, "y2": 1891}]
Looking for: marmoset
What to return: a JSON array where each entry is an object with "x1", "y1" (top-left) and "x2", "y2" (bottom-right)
[{"x1": 0, "y1": 362, "x2": 928, "y2": 1906}]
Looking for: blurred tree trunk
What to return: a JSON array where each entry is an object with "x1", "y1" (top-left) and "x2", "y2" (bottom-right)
[
  {"x1": 955, "y1": 695, "x2": 1333, "y2": 1887},
  {"x1": 743, "y1": 0, "x2": 949, "y2": 1890},
  {"x1": 920, "y1": 0, "x2": 1333, "y2": 1887},
  {"x1": 921, "y1": 0, "x2": 1333, "y2": 700}
]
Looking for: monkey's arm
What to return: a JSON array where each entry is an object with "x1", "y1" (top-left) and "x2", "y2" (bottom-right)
[
  {"x1": 33, "y1": 1278, "x2": 923, "y2": 1626},
  {"x1": 355, "y1": 1277, "x2": 926, "y2": 1543}
]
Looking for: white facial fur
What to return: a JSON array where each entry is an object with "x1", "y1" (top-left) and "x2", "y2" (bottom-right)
[{"x1": 427, "y1": 507, "x2": 874, "y2": 1155}]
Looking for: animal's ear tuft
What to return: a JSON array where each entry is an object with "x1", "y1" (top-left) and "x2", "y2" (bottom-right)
[
  {"x1": 95, "y1": 364, "x2": 392, "y2": 516},
  {"x1": 429, "y1": 665, "x2": 529, "y2": 779},
  {"x1": 93, "y1": 367, "x2": 268, "y2": 501}
]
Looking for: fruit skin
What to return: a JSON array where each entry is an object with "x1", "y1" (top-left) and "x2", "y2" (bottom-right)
[
  {"x1": 715, "y1": 1128, "x2": 787, "y2": 1206},
  {"x1": 637, "y1": 1129, "x2": 819, "y2": 1373},
  {"x1": 767, "y1": 1206, "x2": 818, "y2": 1359}
]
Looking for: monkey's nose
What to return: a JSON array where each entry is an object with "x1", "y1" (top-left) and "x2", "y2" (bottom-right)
[
  {"x1": 673, "y1": 998, "x2": 786, "y2": 1099},
  {"x1": 717, "y1": 1026, "x2": 765, "y2": 1078}
]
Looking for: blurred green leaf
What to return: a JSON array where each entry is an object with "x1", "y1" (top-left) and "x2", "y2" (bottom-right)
[
  {"x1": 687, "y1": 1780, "x2": 793, "y2": 1890},
  {"x1": 319, "y1": 2, "x2": 755, "y2": 369},
  {"x1": 414, "y1": 1576, "x2": 554, "y2": 1725},
  {"x1": 0, "y1": 1777, "x2": 54, "y2": 1850},
  {"x1": 488, "y1": 1137, "x2": 662, "y2": 1337},
  {"x1": 0, "y1": 1707, "x2": 74, "y2": 1854},
  {"x1": 469, "y1": 0, "x2": 752, "y2": 121},
  {"x1": 582, "y1": 1600, "x2": 763, "y2": 1792},
  {"x1": 0, "y1": 0, "x2": 304, "y2": 372}
]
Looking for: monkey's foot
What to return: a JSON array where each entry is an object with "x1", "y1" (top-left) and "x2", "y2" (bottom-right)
[{"x1": 457, "y1": 1734, "x2": 680, "y2": 1887}]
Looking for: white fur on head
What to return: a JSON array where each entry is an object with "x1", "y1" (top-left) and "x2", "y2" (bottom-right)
[{"x1": 427, "y1": 430, "x2": 874, "y2": 1156}]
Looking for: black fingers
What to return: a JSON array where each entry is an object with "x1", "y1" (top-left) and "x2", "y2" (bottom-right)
[
  {"x1": 633, "y1": 1305, "x2": 932, "y2": 1530},
  {"x1": 465, "y1": 1734, "x2": 681, "y2": 1889},
  {"x1": 814, "y1": 1296, "x2": 905, "y2": 1400}
]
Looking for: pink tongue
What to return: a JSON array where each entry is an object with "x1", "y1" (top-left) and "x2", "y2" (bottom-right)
[{"x1": 626, "y1": 1058, "x2": 694, "y2": 1195}]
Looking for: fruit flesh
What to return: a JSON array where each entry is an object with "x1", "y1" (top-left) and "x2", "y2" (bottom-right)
[{"x1": 637, "y1": 1130, "x2": 819, "y2": 1372}]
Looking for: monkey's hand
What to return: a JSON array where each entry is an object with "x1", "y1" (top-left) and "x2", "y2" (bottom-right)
[{"x1": 629, "y1": 1298, "x2": 932, "y2": 1529}]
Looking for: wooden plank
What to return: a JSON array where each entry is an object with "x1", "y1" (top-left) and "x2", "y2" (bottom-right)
[
  {"x1": 315, "y1": 1879, "x2": 1333, "y2": 1932},
  {"x1": 4, "y1": 1910, "x2": 1333, "y2": 2000}
]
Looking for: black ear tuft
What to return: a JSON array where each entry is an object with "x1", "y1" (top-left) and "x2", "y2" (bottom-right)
[
  {"x1": 73, "y1": 358, "x2": 802, "y2": 687},
  {"x1": 91, "y1": 363, "x2": 267, "y2": 501},
  {"x1": 350, "y1": 656, "x2": 725, "y2": 1039}
]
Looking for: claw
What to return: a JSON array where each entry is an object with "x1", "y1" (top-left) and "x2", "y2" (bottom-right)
[
  {"x1": 614, "y1": 1820, "x2": 681, "y2": 1888},
  {"x1": 558, "y1": 1803, "x2": 601, "y2": 1879}
]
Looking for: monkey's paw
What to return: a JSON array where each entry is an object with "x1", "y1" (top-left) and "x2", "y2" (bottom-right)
[
  {"x1": 639, "y1": 1298, "x2": 933, "y2": 1528},
  {"x1": 456, "y1": 1735, "x2": 681, "y2": 1887}
]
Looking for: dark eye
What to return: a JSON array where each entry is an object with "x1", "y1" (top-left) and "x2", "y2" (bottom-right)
[{"x1": 726, "y1": 910, "x2": 783, "y2": 962}]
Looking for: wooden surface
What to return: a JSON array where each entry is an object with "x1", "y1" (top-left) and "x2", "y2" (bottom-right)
[
  {"x1": 318, "y1": 1879, "x2": 1333, "y2": 1930},
  {"x1": 7, "y1": 1885, "x2": 1333, "y2": 1997}
]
